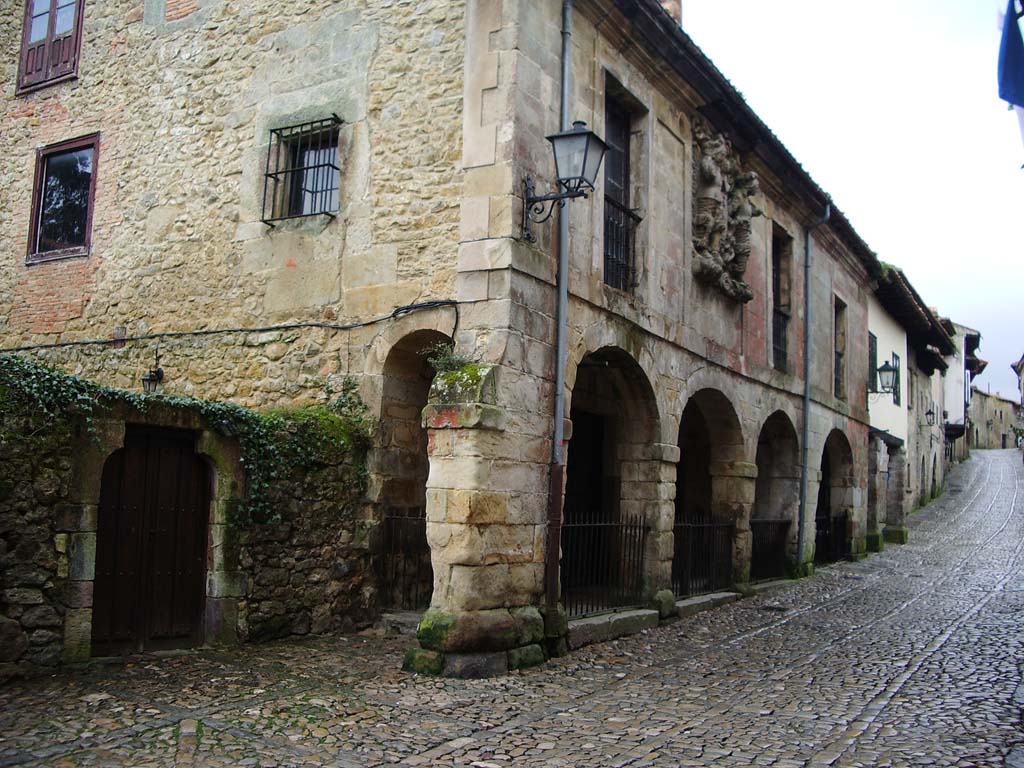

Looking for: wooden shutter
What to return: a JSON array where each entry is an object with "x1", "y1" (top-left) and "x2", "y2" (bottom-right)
[
  {"x1": 18, "y1": 0, "x2": 85, "y2": 92},
  {"x1": 868, "y1": 333, "x2": 878, "y2": 392}
]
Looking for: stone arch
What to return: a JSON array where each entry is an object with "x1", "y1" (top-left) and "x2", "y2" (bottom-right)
[
  {"x1": 60, "y1": 408, "x2": 244, "y2": 663},
  {"x1": 673, "y1": 388, "x2": 749, "y2": 594},
  {"x1": 371, "y1": 328, "x2": 452, "y2": 611},
  {"x1": 814, "y1": 429, "x2": 854, "y2": 565},
  {"x1": 751, "y1": 410, "x2": 800, "y2": 579},
  {"x1": 561, "y1": 346, "x2": 669, "y2": 616}
]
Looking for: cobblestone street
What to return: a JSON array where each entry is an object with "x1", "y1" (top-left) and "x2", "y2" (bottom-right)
[{"x1": 2, "y1": 450, "x2": 1023, "y2": 768}]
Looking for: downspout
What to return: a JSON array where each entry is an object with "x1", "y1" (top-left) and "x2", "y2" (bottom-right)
[
  {"x1": 545, "y1": 0, "x2": 573, "y2": 611},
  {"x1": 797, "y1": 203, "x2": 830, "y2": 573}
]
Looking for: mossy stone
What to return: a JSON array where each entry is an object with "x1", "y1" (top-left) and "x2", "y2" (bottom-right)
[
  {"x1": 507, "y1": 643, "x2": 546, "y2": 671},
  {"x1": 651, "y1": 589, "x2": 676, "y2": 619},
  {"x1": 415, "y1": 608, "x2": 457, "y2": 651},
  {"x1": 403, "y1": 648, "x2": 443, "y2": 676}
]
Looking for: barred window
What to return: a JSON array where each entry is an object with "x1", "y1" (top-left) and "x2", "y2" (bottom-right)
[{"x1": 262, "y1": 116, "x2": 342, "y2": 225}]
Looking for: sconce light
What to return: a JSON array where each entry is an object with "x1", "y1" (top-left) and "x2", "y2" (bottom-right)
[
  {"x1": 876, "y1": 361, "x2": 896, "y2": 394},
  {"x1": 522, "y1": 121, "x2": 608, "y2": 242},
  {"x1": 142, "y1": 349, "x2": 164, "y2": 395},
  {"x1": 925, "y1": 407, "x2": 936, "y2": 427}
]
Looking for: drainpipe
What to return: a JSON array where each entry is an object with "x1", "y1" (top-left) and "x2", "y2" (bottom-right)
[
  {"x1": 545, "y1": 0, "x2": 573, "y2": 610},
  {"x1": 797, "y1": 203, "x2": 830, "y2": 573}
]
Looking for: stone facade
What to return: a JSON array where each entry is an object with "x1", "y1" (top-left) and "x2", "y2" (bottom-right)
[
  {"x1": 969, "y1": 388, "x2": 1020, "y2": 450},
  {"x1": 2, "y1": 0, "x2": 936, "y2": 676}
]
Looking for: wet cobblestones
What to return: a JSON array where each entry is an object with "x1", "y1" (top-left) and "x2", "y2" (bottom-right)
[{"x1": 2, "y1": 450, "x2": 1023, "y2": 767}]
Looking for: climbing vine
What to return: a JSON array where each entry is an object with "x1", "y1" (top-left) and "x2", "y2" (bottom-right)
[{"x1": 0, "y1": 355, "x2": 372, "y2": 524}]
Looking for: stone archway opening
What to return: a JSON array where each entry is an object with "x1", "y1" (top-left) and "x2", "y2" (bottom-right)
[
  {"x1": 561, "y1": 347, "x2": 661, "y2": 617},
  {"x1": 930, "y1": 454, "x2": 938, "y2": 500},
  {"x1": 673, "y1": 389, "x2": 746, "y2": 596},
  {"x1": 815, "y1": 430, "x2": 854, "y2": 565},
  {"x1": 373, "y1": 329, "x2": 451, "y2": 612},
  {"x1": 752, "y1": 411, "x2": 799, "y2": 581}
]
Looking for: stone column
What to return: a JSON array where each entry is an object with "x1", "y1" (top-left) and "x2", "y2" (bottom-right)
[
  {"x1": 58, "y1": 419, "x2": 124, "y2": 663},
  {"x1": 620, "y1": 442, "x2": 679, "y2": 617},
  {"x1": 710, "y1": 460, "x2": 757, "y2": 587},
  {"x1": 797, "y1": 469, "x2": 820, "y2": 575},
  {"x1": 865, "y1": 437, "x2": 889, "y2": 552},
  {"x1": 406, "y1": 364, "x2": 548, "y2": 678},
  {"x1": 883, "y1": 447, "x2": 909, "y2": 544}
]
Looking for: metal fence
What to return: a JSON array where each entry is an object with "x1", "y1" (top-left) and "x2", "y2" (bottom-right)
[
  {"x1": 814, "y1": 510, "x2": 848, "y2": 565},
  {"x1": 673, "y1": 517, "x2": 734, "y2": 597},
  {"x1": 750, "y1": 518, "x2": 791, "y2": 581},
  {"x1": 603, "y1": 197, "x2": 641, "y2": 291},
  {"x1": 379, "y1": 506, "x2": 432, "y2": 611},
  {"x1": 561, "y1": 511, "x2": 648, "y2": 617}
]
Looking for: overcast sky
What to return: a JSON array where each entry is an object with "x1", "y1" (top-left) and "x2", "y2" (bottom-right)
[{"x1": 683, "y1": 0, "x2": 1023, "y2": 399}]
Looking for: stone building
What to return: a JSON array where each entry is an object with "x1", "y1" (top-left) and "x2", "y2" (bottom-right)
[
  {"x1": 969, "y1": 388, "x2": 1020, "y2": 450},
  {"x1": 2, "y1": 0, "x2": 922, "y2": 675},
  {"x1": 942, "y1": 321, "x2": 984, "y2": 463}
]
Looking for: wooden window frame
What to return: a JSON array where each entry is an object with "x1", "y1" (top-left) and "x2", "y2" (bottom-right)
[
  {"x1": 16, "y1": 0, "x2": 87, "y2": 95},
  {"x1": 27, "y1": 133, "x2": 100, "y2": 265}
]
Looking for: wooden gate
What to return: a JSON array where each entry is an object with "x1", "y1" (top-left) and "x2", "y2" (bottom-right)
[{"x1": 92, "y1": 426, "x2": 210, "y2": 655}]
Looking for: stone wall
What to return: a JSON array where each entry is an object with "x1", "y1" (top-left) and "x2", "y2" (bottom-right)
[
  {"x1": 242, "y1": 459, "x2": 375, "y2": 643},
  {"x1": 0, "y1": 411, "x2": 76, "y2": 675},
  {"x1": 1, "y1": 0, "x2": 464, "y2": 406},
  {"x1": 0, "y1": 374, "x2": 374, "y2": 678}
]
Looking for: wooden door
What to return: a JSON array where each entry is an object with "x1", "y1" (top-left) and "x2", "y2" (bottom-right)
[{"x1": 92, "y1": 426, "x2": 209, "y2": 655}]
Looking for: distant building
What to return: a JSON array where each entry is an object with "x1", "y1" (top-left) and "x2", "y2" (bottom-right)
[{"x1": 969, "y1": 388, "x2": 1021, "y2": 449}]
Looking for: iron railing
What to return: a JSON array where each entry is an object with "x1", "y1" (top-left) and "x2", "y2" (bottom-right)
[
  {"x1": 814, "y1": 510, "x2": 848, "y2": 565},
  {"x1": 750, "y1": 518, "x2": 791, "y2": 581},
  {"x1": 672, "y1": 516, "x2": 734, "y2": 597},
  {"x1": 262, "y1": 115, "x2": 342, "y2": 225},
  {"x1": 379, "y1": 506, "x2": 432, "y2": 611},
  {"x1": 561, "y1": 511, "x2": 648, "y2": 617},
  {"x1": 603, "y1": 196, "x2": 641, "y2": 291},
  {"x1": 772, "y1": 308, "x2": 789, "y2": 373}
]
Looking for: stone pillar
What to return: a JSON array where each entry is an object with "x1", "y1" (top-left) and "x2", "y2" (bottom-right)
[
  {"x1": 406, "y1": 364, "x2": 548, "y2": 678},
  {"x1": 883, "y1": 447, "x2": 909, "y2": 544},
  {"x1": 621, "y1": 442, "x2": 679, "y2": 617},
  {"x1": 710, "y1": 460, "x2": 757, "y2": 587},
  {"x1": 865, "y1": 437, "x2": 889, "y2": 552},
  {"x1": 57, "y1": 419, "x2": 124, "y2": 663},
  {"x1": 797, "y1": 469, "x2": 820, "y2": 575}
]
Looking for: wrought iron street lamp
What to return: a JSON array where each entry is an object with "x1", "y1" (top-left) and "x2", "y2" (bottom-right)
[
  {"x1": 876, "y1": 361, "x2": 896, "y2": 394},
  {"x1": 522, "y1": 121, "x2": 608, "y2": 242},
  {"x1": 925, "y1": 407, "x2": 936, "y2": 426}
]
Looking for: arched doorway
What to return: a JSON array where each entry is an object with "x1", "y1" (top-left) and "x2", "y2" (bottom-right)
[
  {"x1": 673, "y1": 389, "x2": 744, "y2": 595},
  {"x1": 814, "y1": 430, "x2": 854, "y2": 565},
  {"x1": 752, "y1": 411, "x2": 799, "y2": 580},
  {"x1": 561, "y1": 347, "x2": 660, "y2": 617},
  {"x1": 374, "y1": 329, "x2": 450, "y2": 612},
  {"x1": 92, "y1": 426, "x2": 211, "y2": 655}
]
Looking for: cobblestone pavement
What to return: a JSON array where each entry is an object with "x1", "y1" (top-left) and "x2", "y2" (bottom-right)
[{"x1": 3, "y1": 450, "x2": 1024, "y2": 768}]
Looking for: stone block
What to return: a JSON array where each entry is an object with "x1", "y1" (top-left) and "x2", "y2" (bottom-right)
[
  {"x1": 446, "y1": 490, "x2": 509, "y2": 524},
  {"x1": 507, "y1": 643, "x2": 546, "y2": 671},
  {"x1": 883, "y1": 526, "x2": 909, "y2": 545},
  {"x1": 20, "y1": 605, "x2": 61, "y2": 629},
  {"x1": 0, "y1": 617, "x2": 27, "y2": 662},
  {"x1": 446, "y1": 563, "x2": 543, "y2": 611},
  {"x1": 62, "y1": 609, "x2": 92, "y2": 663},
  {"x1": 208, "y1": 571, "x2": 246, "y2": 598},
  {"x1": 4, "y1": 588, "x2": 44, "y2": 605},
  {"x1": 442, "y1": 651, "x2": 508, "y2": 678},
  {"x1": 68, "y1": 533, "x2": 96, "y2": 580},
  {"x1": 567, "y1": 609, "x2": 659, "y2": 650},
  {"x1": 675, "y1": 592, "x2": 740, "y2": 618},
  {"x1": 403, "y1": 648, "x2": 444, "y2": 675},
  {"x1": 651, "y1": 588, "x2": 676, "y2": 619},
  {"x1": 56, "y1": 503, "x2": 98, "y2": 533}
]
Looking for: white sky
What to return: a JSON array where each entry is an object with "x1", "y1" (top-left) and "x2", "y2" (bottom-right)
[{"x1": 683, "y1": 0, "x2": 1024, "y2": 399}]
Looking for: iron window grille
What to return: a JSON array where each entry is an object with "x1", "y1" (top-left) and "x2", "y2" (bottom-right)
[{"x1": 262, "y1": 115, "x2": 343, "y2": 225}]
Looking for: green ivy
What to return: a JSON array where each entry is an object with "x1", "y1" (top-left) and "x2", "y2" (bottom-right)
[{"x1": 0, "y1": 354, "x2": 372, "y2": 524}]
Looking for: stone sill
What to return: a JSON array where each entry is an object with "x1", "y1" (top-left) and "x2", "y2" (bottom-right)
[
  {"x1": 567, "y1": 609, "x2": 660, "y2": 650},
  {"x1": 674, "y1": 591, "x2": 740, "y2": 617}
]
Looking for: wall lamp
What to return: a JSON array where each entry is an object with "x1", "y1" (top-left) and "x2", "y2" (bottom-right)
[
  {"x1": 924, "y1": 407, "x2": 936, "y2": 427},
  {"x1": 876, "y1": 361, "x2": 897, "y2": 394},
  {"x1": 142, "y1": 348, "x2": 164, "y2": 395},
  {"x1": 522, "y1": 121, "x2": 607, "y2": 243}
]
